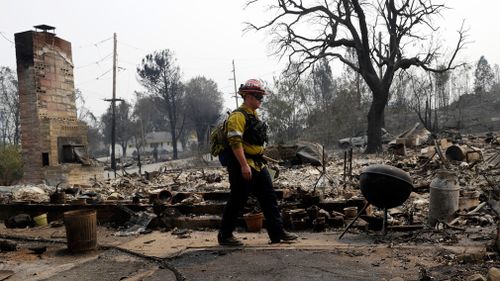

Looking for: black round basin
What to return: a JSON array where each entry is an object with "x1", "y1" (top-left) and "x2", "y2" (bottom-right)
[{"x1": 359, "y1": 164, "x2": 413, "y2": 209}]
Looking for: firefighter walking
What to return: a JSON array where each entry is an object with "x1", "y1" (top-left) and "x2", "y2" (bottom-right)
[{"x1": 218, "y1": 79, "x2": 298, "y2": 246}]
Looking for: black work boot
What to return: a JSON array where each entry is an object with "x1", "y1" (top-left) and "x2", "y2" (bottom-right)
[
  {"x1": 218, "y1": 233, "x2": 244, "y2": 246},
  {"x1": 281, "y1": 231, "x2": 298, "y2": 241},
  {"x1": 271, "y1": 231, "x2": 298, "y2": 243}
]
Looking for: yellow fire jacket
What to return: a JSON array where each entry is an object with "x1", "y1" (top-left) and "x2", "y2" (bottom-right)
[{"x1": 225, "y1": 104, "x2": 265, "y2": 171}]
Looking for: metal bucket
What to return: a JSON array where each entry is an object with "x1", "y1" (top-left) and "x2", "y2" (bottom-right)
[
  {"x1": 50, "y1": 191, "x2": 66, "y2": 204},
  {"x1": 64, "y1": 209, "x2": 97, "y2": 252},
  {"x1": 459, "y1": 190, "x2": 480, "y2": 211},
  {"x1": 445, "y1": 145, "x2": 482, "y2": 163},
  {"x1": 428, "y1": 170, "x2": 460, "y2": 226}
]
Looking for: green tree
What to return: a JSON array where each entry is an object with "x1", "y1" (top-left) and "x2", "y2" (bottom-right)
[
  {"x1": 311, "y1": 58, "x2": 335, "y2": 110},
  {"x1": 0, "y1": 145, "x2": 22, "y2": 185},
  {"x1": 330, "y1": 71, "x2": 370, "y2": 141},
  {"x1": 306, "y1": 59, "x2": 341, "y2": 146},
  {"x1": 0, "y1": 67, "x2": 19, "y2": 146},
  {"x1": 101, "y1": 101, "x2": 134, "y2": 157},
  {"x1": 265, "y1": 67, "x2": 311, "y2": 143},
  {"x1": 133, "y1": 93, "x2": 165, "y2": 133},
  {"x1": 248, "y1": 0, "x2": 467, "y2": 153},
  {"x1": 474, "y1": 56, "x2": 494, "y2": 96},
  {"x1": 184, "y1": 76, "x2": 224, "y2": 148},
  {"x1": 115, "y1": 101, "x2": 134, "y2": 157},
  {"x1": 137, "y1": 50, "x2": 185, "y2": 159}
]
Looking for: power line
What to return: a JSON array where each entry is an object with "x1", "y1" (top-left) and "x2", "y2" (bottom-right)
[
  {"x1": 92, "y1": 39, "x2": 109, "y2": 72},
  {"x1": 76, "y1": 36, "x2": 113, "y2": 49},
  {"x1": 75, "y1": 53, "x2": 113, "y2": 69},
  {"x1": 76, "y1": 75, "x2": 111, "y2": 86},
  {"x1": 95, "y1": 36, "x2": 113, "y2": 45},
  {"x1": 96, "y1": 69, "x2": 112, "y2": 80},
  {"x1": 0, "y1": 32, "x2": 14, "y2": 44},
  {"x1": 118, "y1": 41, "x2": 146, "y2": 52}
]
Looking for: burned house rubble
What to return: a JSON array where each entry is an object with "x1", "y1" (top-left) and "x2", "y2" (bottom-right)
[
  {"x1": 4, "y1": 36, "x2": 500, "y2": 277},
  {"x1": 3, "y1": 126, "x2": 500, "y2": 279},
  {"x1": 1, "y1": 129, "x2": 500, "y2": 235},
  {"x1": 14, "y1": 26, "x2": 103, "y2": 186}
]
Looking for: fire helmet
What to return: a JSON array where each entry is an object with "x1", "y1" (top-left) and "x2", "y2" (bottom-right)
[{"x1": 238, "y1": 79, "x2": 267, "y2": 96}]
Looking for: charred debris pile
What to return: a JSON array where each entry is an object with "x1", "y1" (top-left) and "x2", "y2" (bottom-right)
[{"x1": 2, "y1": 127, "x2": 500, "y2": 247}]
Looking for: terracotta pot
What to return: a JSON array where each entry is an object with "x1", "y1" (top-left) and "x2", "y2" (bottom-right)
[{"x1": 244, "y1": 212, "x2": 264, "y2": 232}]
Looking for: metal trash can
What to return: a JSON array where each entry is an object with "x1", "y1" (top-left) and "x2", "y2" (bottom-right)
[{"x1": 64, "y1": 209, "x2": 97, "y2": 252}]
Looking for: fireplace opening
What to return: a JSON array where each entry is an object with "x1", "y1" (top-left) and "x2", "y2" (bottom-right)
[
  {"x1": 62, "y1": 144, "x2": 85, "y2": 163},
  {"x1": 57, "y1": 137, "x2": 90, "y2": 165}
]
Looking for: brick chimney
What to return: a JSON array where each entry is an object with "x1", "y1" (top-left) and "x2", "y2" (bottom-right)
[{"x1": 15, "y1": 26, "x2": 102, "y2": 185}]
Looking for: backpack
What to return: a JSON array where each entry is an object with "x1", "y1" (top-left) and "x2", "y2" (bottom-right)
[
  {"x1": 210, "y1": 111, "x2": 231, "y2": 166},
  {"x1": 210, "y1": 121, "x2": 228, "y2": 157}
]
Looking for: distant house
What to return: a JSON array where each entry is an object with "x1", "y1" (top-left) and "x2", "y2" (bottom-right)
[
  {"x1": 111, "y1": 131, "x2": 196, "y2": 158},
  {"x1": 143, "y1": 131, "x2": 173, "y2": 153}
]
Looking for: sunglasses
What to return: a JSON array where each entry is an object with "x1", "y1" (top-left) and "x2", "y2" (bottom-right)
[{"x1": 251, "y1": 94, "x2": 264, "y2": 101}]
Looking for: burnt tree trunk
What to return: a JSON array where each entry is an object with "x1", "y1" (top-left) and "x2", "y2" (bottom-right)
[
  {"x1": 196, "y1": 125, "x2": 207, "y2": 148},
  {"x1": 166, "y1": 102, "x2": 178, "y2": 160},
  {"x1": 165, "y1": 89, "x2": 179, "y2": 160},
  {"x1": 120, "y1": 143, "x2": 127, "y2": 158},
  {"x1": 366, "y1": 88, "x2": 389, "y2": 153},
  {"x1": 363, "y1": 66, "x2": 392, "y2": 153},
  {"x1": 170, "y1": 124, "x2": 178, "y2": 160}
]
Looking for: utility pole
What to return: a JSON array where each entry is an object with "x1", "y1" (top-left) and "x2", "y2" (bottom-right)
[
  {"x1": 104, "y1": 32, "x2": 123, "y2": 178},
  {"x1": 230, "y1": 59, "x2": 239, "y2": 109},
  {"x1": 111, "y1": 32, "x2": 117, "y2": 177}
]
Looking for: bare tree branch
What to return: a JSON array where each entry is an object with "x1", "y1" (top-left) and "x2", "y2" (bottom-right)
[{"x1": 246, "y1": 0, "x2": 468, "y2": 153}]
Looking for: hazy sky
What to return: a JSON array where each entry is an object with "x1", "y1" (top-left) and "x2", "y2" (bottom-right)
[{"x1": 0, "y1": 1, "x2": 498, "y2": 117}]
